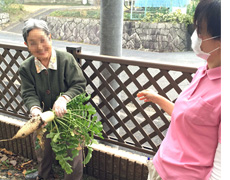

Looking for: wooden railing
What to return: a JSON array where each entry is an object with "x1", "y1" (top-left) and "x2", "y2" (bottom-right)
[
  {"x1": 69, "y1": 47, "x2": 197, "y2": 155},
  {"x1": 0, "y1": 43, "x2": 30, "y2": 119},
  {"x1": 0, "y1": 44, "x2": 197, "y2": 156}
]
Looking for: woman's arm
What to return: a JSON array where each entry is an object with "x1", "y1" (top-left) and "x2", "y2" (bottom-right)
[
  {"x1": 18, "y1": 64, "x2": 42, "y2": 113},
  {"x1": 52, "y1": 52, "x2": 87, "y2": 117},
  {"x1": 137, "y1": 89, "x2": 174, "y2": 116},
  {"x1": 62, "y1": 55, "x2": 87, "y2": 99}
]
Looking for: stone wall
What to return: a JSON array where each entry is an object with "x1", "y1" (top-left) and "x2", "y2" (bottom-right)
[
  {"x1": 22, "y1": 0, "x2": 82, "y2": 4},
  {"x1": 123, "y1": 21, "x2": 191, "y2": 52},
  {"x1": 0, "y1": 13, "x2": 10, "y2": 26},
  {"x1": 44, "y1": 16, "x2": 191, "y2": 52},
  {"x1": 46, "y1": 16, "x2": 101, "y2": 45}
]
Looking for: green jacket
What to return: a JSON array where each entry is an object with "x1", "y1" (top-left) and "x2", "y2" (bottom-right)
[{"x1": 18, "y1": 49, "x2": 86, "y2": 112}]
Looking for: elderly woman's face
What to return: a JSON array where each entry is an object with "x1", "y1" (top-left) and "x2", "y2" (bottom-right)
[{"x1": 25, "y1": 28, "x2": 52, "y2": 61}]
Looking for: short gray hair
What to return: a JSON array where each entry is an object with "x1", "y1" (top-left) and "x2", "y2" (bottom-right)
[{"x1": 22, "y1": 18, "x2": 50, "y2": 43}]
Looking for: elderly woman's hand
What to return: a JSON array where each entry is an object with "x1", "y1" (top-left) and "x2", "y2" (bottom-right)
[
  {"x1": 52, "y1": 96, "x2": 67, "y2": 118},
  {"x1": 30, "y1": 107, "x2": 42, "y2": 117}
]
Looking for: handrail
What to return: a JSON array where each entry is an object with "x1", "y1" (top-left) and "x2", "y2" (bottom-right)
[
  {"x1": 76, "y1": 53, "x2": 197, "y2": 73},
  {"x1": 0, "y1": 43, "x2": 28, "y2": 51}
]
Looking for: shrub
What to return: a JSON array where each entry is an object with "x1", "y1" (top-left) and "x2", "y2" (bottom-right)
[
  {"x1": 0, "y1": 0, "x2": 24, "y2": 14},
  {"x1": 50, "y1": 9, "x2": 100, "y2": 19},
  {"x1": 142, "y1": 9, "x2": 192, "y2": 26},
  {"x1": 186, "y1": 0, "x2": 199, "y2": 17},
  {"x1": 50, "y1": 0, "x2": 199, "y2": 26}
]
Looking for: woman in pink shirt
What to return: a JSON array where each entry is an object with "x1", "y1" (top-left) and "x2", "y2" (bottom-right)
[{"x1": 137, "y1": 0, "x2": 221, "y2": 179}]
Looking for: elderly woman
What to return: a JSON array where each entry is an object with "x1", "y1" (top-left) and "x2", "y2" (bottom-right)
[
  {"x1": 137, "y1": 0, "x2": 221, "y2": 179},
  {"x1": 19, "y1": 18, "x2": 86, "y2": 180}
]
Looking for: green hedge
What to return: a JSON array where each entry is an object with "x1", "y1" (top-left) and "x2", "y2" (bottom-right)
[{"x1": 50, "y1": 0, "x2": 199, "y2": 26}]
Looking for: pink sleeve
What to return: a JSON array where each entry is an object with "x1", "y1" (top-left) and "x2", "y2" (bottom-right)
[{"x1": 218, "y1": 123, "x2": 221, "y2": 143}]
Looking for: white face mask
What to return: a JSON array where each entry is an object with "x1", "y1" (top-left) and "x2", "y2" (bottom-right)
[{"x1": 191, "y1": 29, "x2": 220, "y2": 60}]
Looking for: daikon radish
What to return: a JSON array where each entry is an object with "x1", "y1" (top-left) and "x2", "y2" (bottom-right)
[
  {"x1": 40, "y1": 111, "x2": 55, "y2": 123},
  {"x1": 0, "y1": 111, "x2": 55, "y2": 142},
  {"x1": 0, "y1": 116, "x2": 43, "y2": 142}
]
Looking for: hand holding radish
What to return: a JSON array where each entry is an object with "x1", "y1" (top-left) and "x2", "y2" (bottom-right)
[
  {"x1": 52, "y1": 96, "x2": 67, "y2": 118},
  {"x1": 31, "y1": 107, "x2": 42, "y2": 117},
  {"x1": 0, "y1": 93, "x2": 104, "y2": 174}
]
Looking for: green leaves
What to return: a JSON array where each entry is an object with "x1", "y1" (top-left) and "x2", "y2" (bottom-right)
[
  {"x1": 45, "y1": 93, "x2": 103, "y2": 174},
  {"x1": 84, "y1": 147, "x2": 93, "y2": 165},
  {"x1": 71, "y1": 149, "x2": 79, "y2": 158},
  {"x1": 56, "y1": 154, "x2": 73, "y2": 174},
  {"x1": 53, "y1": 133, "x2": 60, "y2": 143},
  {"x1": 142, "y1": 10, "x2": 193, "y2": 26}
]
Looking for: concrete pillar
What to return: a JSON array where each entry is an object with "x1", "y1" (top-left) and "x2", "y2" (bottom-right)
[
  {"x1": 100, "y1": 0, "x2": 124, "y2": 147},
  {"x1": 100, "y1": 0, "x2": 124, "y2": 56}
]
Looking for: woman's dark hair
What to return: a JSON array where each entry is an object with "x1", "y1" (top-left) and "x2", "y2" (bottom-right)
[{"x1": 194, "y1": 0, "x2": 221, "y2": 39}]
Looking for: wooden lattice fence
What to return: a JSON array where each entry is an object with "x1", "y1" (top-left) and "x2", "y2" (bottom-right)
[{"x1": 0, "y1": 44, "x2": 197, "y2": 156}]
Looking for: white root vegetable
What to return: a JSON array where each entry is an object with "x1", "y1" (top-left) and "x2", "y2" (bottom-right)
[
  {"x1": 40, "y1": 111, "x2": 55, "y2": 123},
  {"x1": 0, "y1": 111, "x2": 55, "y2": 142}
]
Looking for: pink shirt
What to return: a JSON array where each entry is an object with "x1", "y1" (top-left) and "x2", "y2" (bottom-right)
[{"x1": 153, "y1": 65, "x2": 221, "y2": 180}]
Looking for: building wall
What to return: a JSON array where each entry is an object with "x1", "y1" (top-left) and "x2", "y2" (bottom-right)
[{"x1": 44, "y1": 16, "x2": 191, "y2": 52}]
